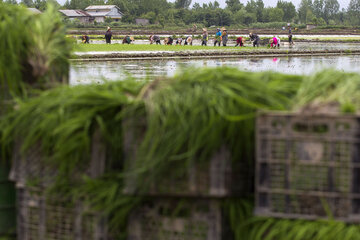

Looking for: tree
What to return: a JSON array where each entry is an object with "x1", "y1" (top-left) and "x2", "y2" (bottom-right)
[
  {"x1": 263, "y1": 7, "x2": 284, "y2": 22},
  {"x1": 276, "y1": 0, "x2": 296, "y2": 22},
  {"x1": 34, "y1": 0, "x2": 46, "y2": 10},
  {"x1": 323, "y1": 0, "x2": 339, "y2": 23},
  {"x1": 192, "y1": 2, "x2": 200, "y2": 10},
  {"x1": 298, "y1": 0, "x2": 313, "y2": 23},
  {"x1": 313, "y1": 0, "x2": 324, "y2": 18},
  {"x1": 245, "y1": 0, "x2": 257, "y2": 13},
  {"x1": 255, "y1": 0, "x2": 264, "y2": 21},
  {"x1": 226, "y1": 0, "x2": 243, "y2": 13},
  {"x1": 347, "y1": 0, "x2": 360, "y2": 25},
  {"x1": 21, "y1": 0, "x2": 34, "y2": 7},
  {"x1": 208, "y1": 1, "x2": 220, "y2": 9},
  {"x1": 5, "y1": 0, "x2": 17, "y2": 4},
  {"x1": 175, "y1": 0, "x2": 191, "y2": 9}
]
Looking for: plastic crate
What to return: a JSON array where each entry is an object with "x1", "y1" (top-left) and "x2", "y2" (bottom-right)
[
  {"x1": 123, "y1": 117, "x2": 252, "y2": 198},
  {"x1": 9, "y1": 129, "x2": 107, "y2": 188},
  {"x1": 124, "y1": 139, "x2": 251, "y2": 197},
  {"x1": 127, "y1": 198, "x2": 232, "y2": 240},
  {"x1": 255, "y1": 112, "x2": 360, "y2": 221},
  {"x1": 16, "y1": 188, "x2": 108, "y2": 240}
]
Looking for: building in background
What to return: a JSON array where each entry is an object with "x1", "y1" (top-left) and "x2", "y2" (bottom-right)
[
  {"x1": 135, "y1": 18, "x2": 150, "y2": 25},
  {"x1": 59, "y1": 9, "x2": 94, "y2": 23},
  {"x1": 28, "y1": 8, "x2": 41, "y2": 14},
  {"x1": 85, "y1": 5, "x2": 123, "y2": 23}
]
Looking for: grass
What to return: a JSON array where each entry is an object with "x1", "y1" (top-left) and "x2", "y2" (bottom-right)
[{"x1": 74, "y1": 43, "x2": 267, "y2": 52}]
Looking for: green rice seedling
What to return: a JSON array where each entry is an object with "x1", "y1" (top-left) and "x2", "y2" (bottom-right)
[
  {"x1": 293, "y1": 70, "x2": 360, "y2": 113},
  {"x1": 0, "y1": 3, "x2": 71, "y2": 100},
  {"x1": 3, "y1": 68, "x2": 360, "y2": 238}
]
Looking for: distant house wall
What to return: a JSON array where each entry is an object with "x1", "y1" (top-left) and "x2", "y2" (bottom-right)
[
  {"x1": 106, "y1": 7, "x2": 122, "y2": 21},
  {"x1": 94, "y1": 16, "x2": 105, "y2": 23},
  {"x1": 306, "y1": 24, "x2": 317, "y2": 30},
  {"x1": 136, "y1": 18, "x2": 149, "y2": 25}
]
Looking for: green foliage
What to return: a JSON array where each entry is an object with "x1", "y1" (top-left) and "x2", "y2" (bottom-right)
[
  {"x1": 347, "y1": 0, "x2": 360, "y2": 26},
  {"x1": 0, "y1": 3, "x2": 71, "y2": 100},
  {"x1": 293, "y1": 70, "x2": 360, "y2": 112},
  {"x1": 2, "y1": 68, "x2": 360, "y2": 238},
  {"x1": 0, "y1": 67, "x2": 303, "y2": 234},
  {"x1": 277, "y1": 0, "x2": 296, "y2": 21},
  {"x1": 263, "y1": 7, "x2": 285, "y2": 22}
]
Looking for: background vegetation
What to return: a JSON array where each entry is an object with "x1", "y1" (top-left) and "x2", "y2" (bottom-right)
[{"x1": 4, "y1": 0, "x2": 360, "y2": 28}]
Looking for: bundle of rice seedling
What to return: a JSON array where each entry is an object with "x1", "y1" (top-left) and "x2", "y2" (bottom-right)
[
  {"x1": 0, "y1": 3, "x2": 71, "y2": 100},
  {"x1": 293, "y1": 70, "x2": 360, "y2": 113},
  {"x1": 131, "y1": 67, "x2": 303, "y2": 194}
]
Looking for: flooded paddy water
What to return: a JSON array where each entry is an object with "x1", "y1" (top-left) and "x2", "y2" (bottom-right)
[
  {"x1": 70, "y1": 54, "x2": 360, "y2": 85},
  {"x1": 78, "y1": 40, "x2": 360, "y2": 51}
]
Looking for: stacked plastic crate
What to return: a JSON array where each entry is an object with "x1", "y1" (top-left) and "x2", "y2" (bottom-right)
[
  {"x1": 124, "y1": 120, "x2": 252, "y2": 240},
  {"x1": 255, "y1": 112, "x2": 360, "y2": 221},
  {"x1": 9, "y1": 131, "x2": 109, "y2": 240}
]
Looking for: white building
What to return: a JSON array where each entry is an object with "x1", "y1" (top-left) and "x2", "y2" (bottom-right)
[
  {"x1": 28, "y1": 8, "x2": 41, "y2": 14},
  {"x1": 59, "y1": 9, "x2": 94, "y2": 23},
  {"x1": 85, "y1": 5, "x2": 123, "y2": 23}
]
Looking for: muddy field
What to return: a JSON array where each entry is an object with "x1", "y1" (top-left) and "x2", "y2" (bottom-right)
[{"x1": 74, "y1": 49, "x2": 360, "y2": 60}]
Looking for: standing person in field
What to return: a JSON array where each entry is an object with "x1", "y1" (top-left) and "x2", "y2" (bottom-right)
[
  {"x1": 105, "y1": 27, "x2": 112, "y2": 44},
  {"x1": 202, "y1": 28, "x2": 208, "y2": 46},
  {"x1": 235, "y1": 36, "x2": 244, "y2": 47},
  {"x1": 249, "y1": 33, "x2": 260, "y2": 47},
  {"x1": 221, "y1": 28, "x2": 228, "y2": 46},
  {"x1": 214, "y1": 28, "x2": 222, "y2": 46},
  {"x1": 288, "y1": 26, "x2": 294, "y2": 46}
]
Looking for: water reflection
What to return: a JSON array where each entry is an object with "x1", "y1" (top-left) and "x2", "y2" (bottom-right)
[{"x1": 70, "y1": 55, "x2": 360, "y2": 85}]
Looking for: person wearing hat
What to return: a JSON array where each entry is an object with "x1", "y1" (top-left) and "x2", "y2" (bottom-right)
[
  {"x1": 221, "y1": 28, "x2": 228, "y2": 46},
  {"x1": 164, "y1": 36, "x2": 174, "y2": 45},
  {"x1": 202, "y1": 28, "x2": 208, "y2": 46},
  {"x1": 288, "y1": 26, "x2": 294, "y2": 46},
  {"x1": 184, "y1": 36, "x2": 193, "y2": 46},
  {"x1": 105, "y1": 27, "x2": 112, "y2": 44},
  {"x1": 214, "y1": 28, "x2": 222, "y2": 46}
]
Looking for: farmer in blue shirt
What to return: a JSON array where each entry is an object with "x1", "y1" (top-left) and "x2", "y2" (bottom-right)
[{"x1": 214, "y1": 28, "x2": 222, "y2": 46}]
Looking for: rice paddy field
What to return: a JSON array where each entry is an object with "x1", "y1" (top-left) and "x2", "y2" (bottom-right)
[
  {"x1": 75, "y1": 43, "x2": 267, "y2": 52},
  {"x1": 70, "y1": 55, "x2": 360, "y2": 85}
]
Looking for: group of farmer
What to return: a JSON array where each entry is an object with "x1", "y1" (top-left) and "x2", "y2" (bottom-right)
[{"x1": 82, "y1": 25, "x2": 295, "y2": 48}]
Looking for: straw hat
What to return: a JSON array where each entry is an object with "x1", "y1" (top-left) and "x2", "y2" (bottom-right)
[
  {"x1": 107, "y1": 26, "x2": 111, "y2": 30},
  {"x1": 186, "y1": 37, "x2": 192, "y2": 43},
  {"x1": 222, "y1": 27, "x2": 227, "y2": 31},
  {"x1": 202, "y1": 28, "x2": 207, "y2": 32},
  {"x1": 130, "y1": 36, "x2": 135, "y2": 41}
]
